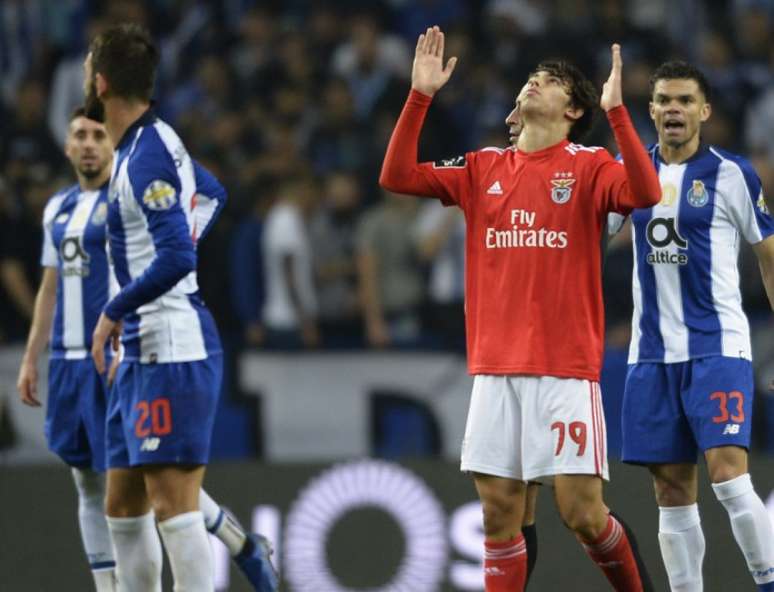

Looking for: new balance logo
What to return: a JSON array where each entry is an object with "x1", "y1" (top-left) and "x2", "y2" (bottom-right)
[
  {"x1": 722, "y1": 424, "x2": 740, "y2": 435},
  {"x1": 487, "y1": 181, "x2": 504, "y2": 195},
  {"x1": 140, "y1": 437, "x2": 161, "y2": 451},
  {"x1": 484, "y1": 567, "x2": 506, "y2": 576}
]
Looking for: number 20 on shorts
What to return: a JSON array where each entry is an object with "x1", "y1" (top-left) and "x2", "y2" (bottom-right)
[{"x1": 135, "y1": 398, "x2": 173, "y2": 437}]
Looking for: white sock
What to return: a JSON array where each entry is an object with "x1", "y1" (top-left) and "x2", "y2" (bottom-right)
[
  {"x1": 71, "y1": 468, "x2": 117, "y2": 591},
  {"x1": 713, "y1": 473, "x2": 774, "y2": 585},
  {"x1": 199, "y1": 489, "x2": 247, "y2": 556},
  {"x1": 107, "y1": 512, "x2": 162, "y2": 592},
  {"x1": 92, "y1": 569, "x2": 118, "y2": 592},
  {"x1": 158, "y1": 511, "x2": 214, "y2": 592},
  {"x1": 657, "y1": 504, "x2": 705, "y2": 591}
]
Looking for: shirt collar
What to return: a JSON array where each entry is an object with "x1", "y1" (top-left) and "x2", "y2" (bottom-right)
[{"x1": 115, "y1": 105, "x2": 156, "y2": 151}]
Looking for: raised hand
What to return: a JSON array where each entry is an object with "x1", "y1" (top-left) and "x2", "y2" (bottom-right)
[
  {"x1": 600, "y1": 43, "x2": 623, "y2": 112},
  {"x1": 411, "y1": 25, "x2": 457, "y2": 97}
]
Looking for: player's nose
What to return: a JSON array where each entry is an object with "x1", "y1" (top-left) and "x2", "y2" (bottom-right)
[{"x1": 505, "y1": 108, "x2": 518, "y2": 125}]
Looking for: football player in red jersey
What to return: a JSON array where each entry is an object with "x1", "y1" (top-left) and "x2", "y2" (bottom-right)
[{"x1": 380, "y1": 26, "x2": 661, "y2": 591}]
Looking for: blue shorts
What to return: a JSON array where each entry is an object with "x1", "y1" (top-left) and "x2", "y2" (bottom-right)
[
  {"x1": 106, "y1": 355, "x2": 222, "y2": 468},
  {"x1": 622, "y1": 356, "x2": 754, "y2": 464},
  {"x1": 46, "y1": 358, "x2": 108, "y2": 472}
]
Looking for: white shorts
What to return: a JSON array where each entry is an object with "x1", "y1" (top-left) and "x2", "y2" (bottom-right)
[{"x1": 460, "y1": 374, "x2": 609, "y2": 482}]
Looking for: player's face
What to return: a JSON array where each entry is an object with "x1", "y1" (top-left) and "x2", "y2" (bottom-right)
[
  {"x1": 517, "y1": 70, "x2": 579, "y2": 123},
  {"x1": 65, "y1": 116, "x2": 112, "y2": 179},
  {"x1": 504, "y1": 83, "x2": 529, "y2": 145},
  {"x1": 83, "y1": 52, "x2": 105, "y2": 123},
  {"x1": 650, "y1": 79, "x2": 711, "y2": 149}
]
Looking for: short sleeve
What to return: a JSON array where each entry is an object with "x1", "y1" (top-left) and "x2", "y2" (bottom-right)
[
  {"x1": 724, "y1": 158, "x2": 774, "y2": 245},
  {"x1": 415, "y1": 151, "x2": 478, "y2": 210},
  {"x1": 40, "y1": 195, "x2": 62, "y2": 267}
]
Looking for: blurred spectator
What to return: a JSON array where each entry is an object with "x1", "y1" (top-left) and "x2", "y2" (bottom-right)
[
  {"x1": 745, "y1": 83, "x2": 774, "y2": 163},
  {"x1": 603, "y1": 220, "x2": 635, "y2": 350},
  {"x1": 391, "y1": 0, "x2": 469, "y2": 42},
  {"x1": 0, "y1": 174, "x2": 55, "y2": 342},
  {"x1": 261, "y1": 177, "x2": 319, "y2": 349},
  {"x1": 1, "y1": 79, "x2": 65, "y2": 202},
  {"x1": 229, "y1": 182, "x2": 270, "y2": 348},
  {"x1": 415, "y1": 201, "x2": 466, "y2": 351},
  {"x1": 356, "y1": 191, "x2": 423, "y2": 349},
  {"x1": 0, "y1": 0, "x2": 45, "y2": 104},
  {"x1": 308, "y1": 77, "x2": 377, "y2": 186},
  {"x1": 331, "y1": 12, "x2": 410, "y2": 119},
  {"x1": 309, "y1": 171, "x2": 364, "y2": 348},
  {"x1": 48, "y1": 17, "x2": 107, "y2": 144},
  {"x1": 697, "y1": 30, "x2": 746, "y2": 119},
  {"x1": 229, "y1": 5, "x2": 276, "y2": 93}
]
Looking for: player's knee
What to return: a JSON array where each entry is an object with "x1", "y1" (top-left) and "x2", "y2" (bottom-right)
[
  {"x1": 707, "y1": 462, "x2": 745, "y2": 485},
  {"x1": 653, "y1": 477, "x2": 695, "y2": 507},
  {"x1": 71, "y1": 467, "x2": 105, "y2": 504},
  {"x1": 479, "y1": 491, "x2": 521, "y2": 537},
  {"x1": 558, "y1": 502, "x2": 605, "y2": 540},
  {"x1": 105, "y1": 490, "x2": 148, "y2": 518}
]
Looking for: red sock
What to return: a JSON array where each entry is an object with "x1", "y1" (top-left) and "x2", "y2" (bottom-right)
[
  {"x1": 581, "y1": 514, "x2": 643, "y2": 592},
  {"x1": 484, "y1": 535, "x2": 527, "y2": 592}
]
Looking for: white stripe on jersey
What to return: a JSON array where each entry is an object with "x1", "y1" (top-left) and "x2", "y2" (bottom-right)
[
  {"x1": 41, "y1": 193, "x2": 67, "y2": 267},
  {"x1": 651, "y1": 164, "x2": 689, "y2": 363},
  {"x1": 61, "y1": 191, "x2": 100, "y2": 351},
  {"x1": 711, "y1": 157, "x2": 753, "y2": 359}
]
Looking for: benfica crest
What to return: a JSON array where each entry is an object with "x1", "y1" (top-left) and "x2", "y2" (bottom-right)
[{"x1": 550, "y1": 177, "x2": 576, "y2": 204}]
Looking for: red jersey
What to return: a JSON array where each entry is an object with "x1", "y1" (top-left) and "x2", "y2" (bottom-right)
[{"x1": 380, "y1": 91, "x2": 660, "y2": 381}]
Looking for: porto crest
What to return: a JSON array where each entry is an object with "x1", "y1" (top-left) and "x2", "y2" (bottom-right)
[{"x1": 686, "y1": 179, "x2": 709, "y2": 207}]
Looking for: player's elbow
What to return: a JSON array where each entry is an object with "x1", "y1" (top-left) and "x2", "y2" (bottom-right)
[
  {"x1": 161, "y1": 247, "x2": 196, "y2": 282},
  {"x1": 635, "y1": 193, "x2": 660, "y2": 208},
  {"x1": 378, "y1": 163, "x2": 413, "y2": 195},
  {"x1": 378, "y1": 168, "x2": 399, "y2": 193}
]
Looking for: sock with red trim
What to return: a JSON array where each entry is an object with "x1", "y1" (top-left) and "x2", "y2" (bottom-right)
[
  {"x1": 484, "y1": 535, "x2": 527, "y2": 592},
  {"x1": 581, "y1": 514, "x2": 643, "y2": 592}
]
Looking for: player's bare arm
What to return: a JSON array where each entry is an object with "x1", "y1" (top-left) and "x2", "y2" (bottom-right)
[
  {"x1": 600, "y1": 44, "x2": 623, "y2": 112},
  {"x1": 411, "y1": 25, "x2": 457, "y2": 97},
  {"x1": 17, "y1": 267, "x2": 58, "y2": 406},
  {"x1": 753, "y1": 235, "x2": 774, "y2": 310}
]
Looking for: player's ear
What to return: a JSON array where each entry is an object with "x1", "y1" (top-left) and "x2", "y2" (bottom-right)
[
  {"x1": 699, "y1": 101, "x2": 711, "y2": 123},
  {"x1": 95, "y1": 72, "x2": 108, "y2": 97},
  {"x1": 64, "y1": 135, "x2": 74, "y2": 159},
  {"x1": 649, "y1": 101, "x2": 656, "y2": 122},
  {"x1": 565, "y1": 105, "x2": 584, "y2": 123}
]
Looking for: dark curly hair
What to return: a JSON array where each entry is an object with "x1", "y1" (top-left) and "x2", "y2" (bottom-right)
[
  {"x1": 89, "y1": 23, "x2": 159, "y2": 102},
  {"x1": 530, "y1": 60, "x2": 599, "y2": 143},
  {"x1": 649, "y1": 61, "x2": 712, "y2": 102}
]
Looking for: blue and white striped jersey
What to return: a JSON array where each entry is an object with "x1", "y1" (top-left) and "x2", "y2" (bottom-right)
[
  {"x1": 41, "y1": 183, "x2": 111, "y2": 359},
  {"x1": 106, "y1": 108, "x2": 226, "y2": 363},
  {"x1": 619, "y1": 144, "x2": 774, "y2": 364}
]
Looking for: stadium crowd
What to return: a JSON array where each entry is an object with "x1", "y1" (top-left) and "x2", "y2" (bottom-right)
[{"x1": 0, "y1": 0, "x2": 772, "y2": 422}]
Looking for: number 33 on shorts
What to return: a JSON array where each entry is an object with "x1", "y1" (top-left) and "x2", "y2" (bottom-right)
[{"x1": 710, "y1": 390, "x2": 744, "y2": 435}]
